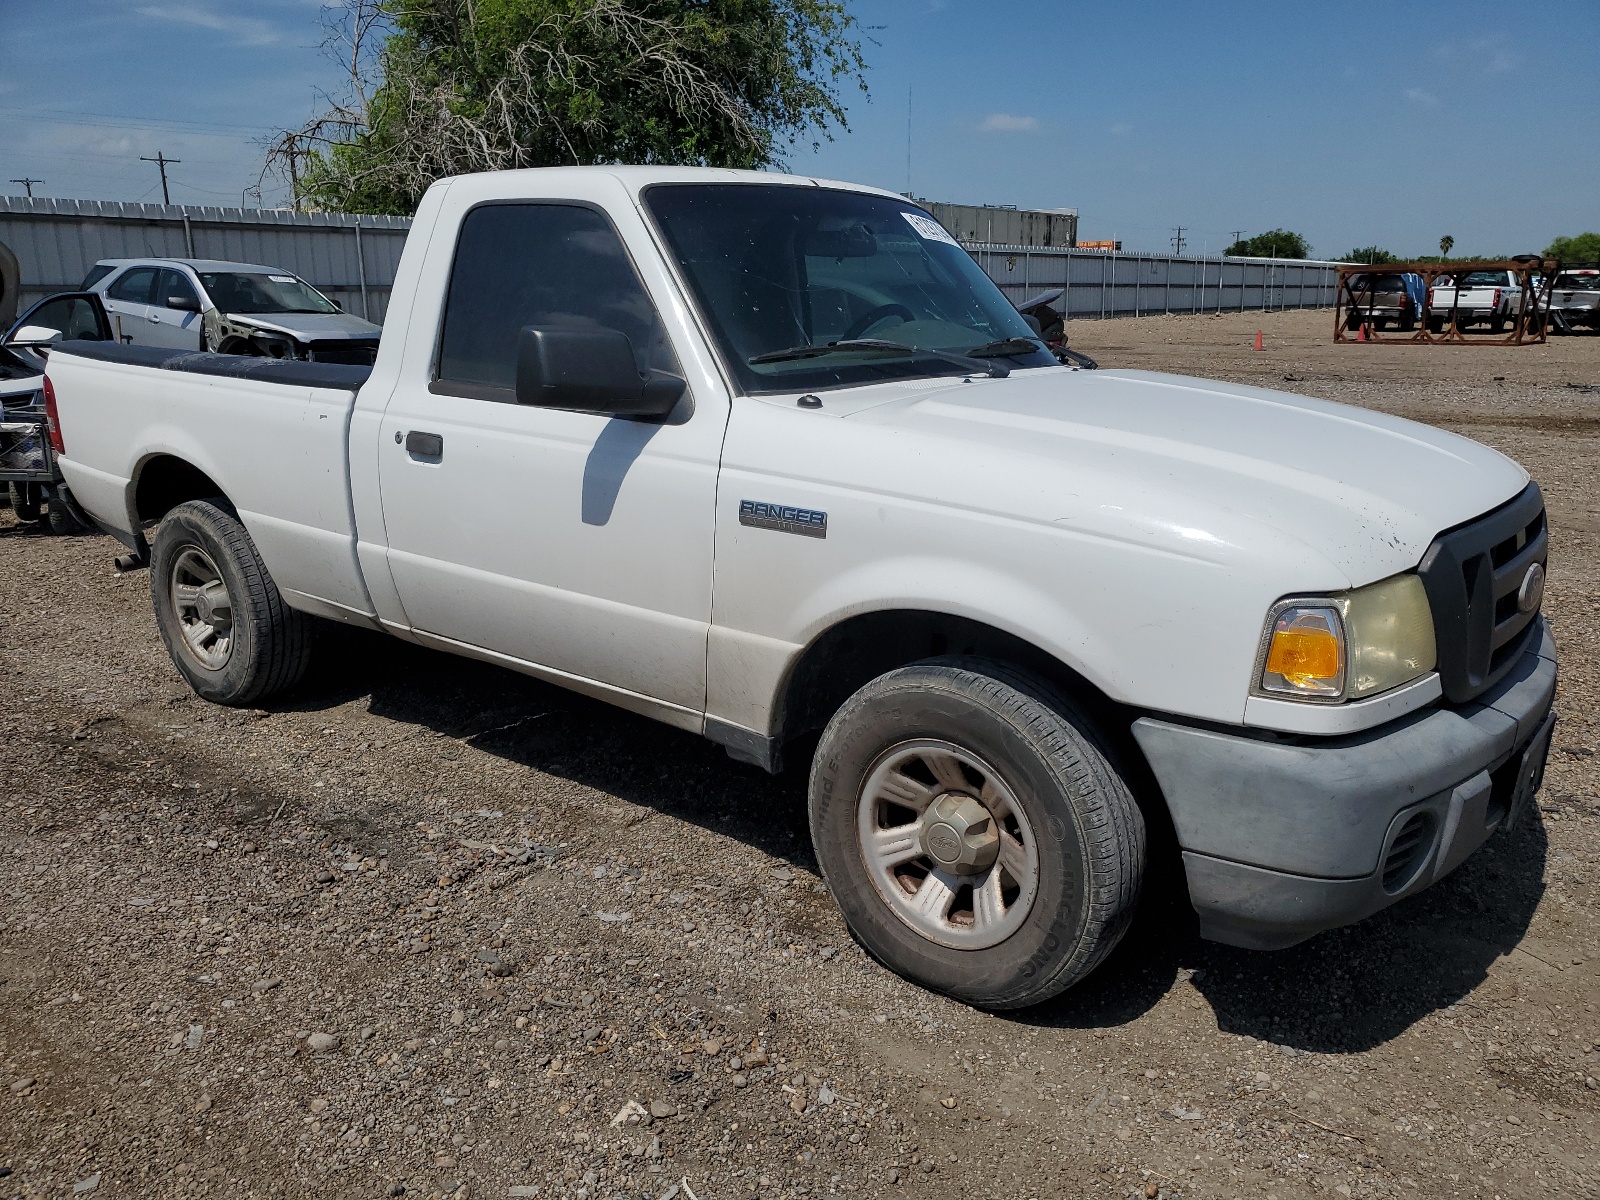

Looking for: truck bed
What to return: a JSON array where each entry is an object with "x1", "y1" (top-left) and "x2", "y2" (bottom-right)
[
  {"x1": 47, "y1": 341, "x2": 376, "y2": 622},
  {"x1": 53, "y1": 341, "x2": 373, "y2": 391}
]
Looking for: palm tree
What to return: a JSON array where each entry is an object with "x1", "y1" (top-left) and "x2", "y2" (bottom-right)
[{"x1": 1439, "y1": 235, "x2": 1454, "y2": 260}]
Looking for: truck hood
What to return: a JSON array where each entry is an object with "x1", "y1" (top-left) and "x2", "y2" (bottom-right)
[
  {"x1": 841, "y1": 367, "x2": 1529, "y2": 587},
  {"x1": 223, "y1": 312, "x2": 381, "y2": 341}
]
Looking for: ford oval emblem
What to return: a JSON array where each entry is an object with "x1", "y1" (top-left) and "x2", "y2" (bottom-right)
[{"x1": 1517, "y1": 561, "x2": 1545, "y2": 614}]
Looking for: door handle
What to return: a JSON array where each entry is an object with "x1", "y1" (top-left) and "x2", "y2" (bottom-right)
[
  {"x1": 149, "y1": 313, "x2": 162, "y2": 323},
  {"x1": 404, "y1": 430, "x2": 443, "y2": 460}
]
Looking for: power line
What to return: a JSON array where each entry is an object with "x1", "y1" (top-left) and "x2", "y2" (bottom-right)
[
  {"x1": 140, "y1": 150, "x2": 181, "y2": 205},
  {"x1": 9, "y1": 177, "x2": 43, "y2": 198},
  {"x1": 0, "y1": 107, "x2": 276, "y2": 136}
]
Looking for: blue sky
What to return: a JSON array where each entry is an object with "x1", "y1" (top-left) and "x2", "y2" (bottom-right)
[{"x1": 3, "y1": 1, "x2": 1595, "y2": 257}]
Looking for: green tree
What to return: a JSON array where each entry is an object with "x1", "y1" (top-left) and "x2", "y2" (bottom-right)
[
  {"x1": 1438, "y1": 234, "x2": 1454, "y2": 259},
  {"x1": 1545, "y1": 232, "x2": 1600, "y2": 263},
  {"x1": 1342, "y1": 246, "x2": 1397, "y2": 264},
  {"x1": 1224, "y1": 229, "x2": 1311, "y2": 259},
  {"x1": 270, "y1": 0, "x2": 867, "y2": 215}
]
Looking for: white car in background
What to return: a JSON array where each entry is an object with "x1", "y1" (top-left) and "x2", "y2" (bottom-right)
[{"x1": 81, "y1": 258, "x2": 382, "y2": 365}]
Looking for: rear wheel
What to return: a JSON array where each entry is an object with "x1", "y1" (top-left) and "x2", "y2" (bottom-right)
[
  {"x1": 809, "y1": 658, "x2": 1145, "y2": 1010},
  {"x1": 8, "y1": 482, "x2": 41, "y2": 523},
  {"x1": 150, "y1": 500, "x2": 312, "y2": 704},
  {"x1": 46, "y1": 494, "x2": 87, "y2": 535}
]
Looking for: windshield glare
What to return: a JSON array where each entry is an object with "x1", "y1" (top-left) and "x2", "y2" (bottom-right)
[
  {"x1": 197, "y1": 271, "x2": 340, "y2": 315},
  {"x1": 644, "y1": 184, "x2": 1056, "y2": 393}
]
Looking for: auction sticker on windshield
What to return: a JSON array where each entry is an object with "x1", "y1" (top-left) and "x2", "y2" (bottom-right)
[
  {"x1": 902, "y1": 212, "x2": 959, "y2": 247},
  {"x1": 269, "y1": 275, "x2": 297, "y2": 283}
]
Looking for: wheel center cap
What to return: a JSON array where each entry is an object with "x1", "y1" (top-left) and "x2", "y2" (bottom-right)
[{"x1": 919, "y1": 793, "x2": 1000, "y2": 875}]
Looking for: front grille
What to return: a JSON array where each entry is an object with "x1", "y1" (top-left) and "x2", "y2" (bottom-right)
[
  {"x1": 305, "y1": 339, "x2": 378, "y2": 366},
  {"x1": 1416, "y1": 482, "x2": 1546, "y2": 703},
  {"x1": 1383, "y1": 812, "x2": 1436, "y2": 893}
]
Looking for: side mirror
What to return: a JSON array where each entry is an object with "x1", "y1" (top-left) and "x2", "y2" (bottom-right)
[
  {"x1": 5, "y1": 325, "x2": 63, "y2": 348},
  {"x1": 165, "y1": 294, "x2": 201, "y2": 313},
  {"x1": 515, "y1": 326, "x2": 685, "y2": 418}
]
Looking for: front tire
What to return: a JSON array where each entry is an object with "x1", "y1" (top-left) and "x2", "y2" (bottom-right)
[
  {"x1": 150, "y1": 500, "x2": 312, "y2": 705},
  {"x1": 809, "y1": 659, "x2": 1145, "y2": 1010}
]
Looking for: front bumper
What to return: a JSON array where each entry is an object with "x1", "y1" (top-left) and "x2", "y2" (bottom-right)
[{"x1": 1132, "y1": 619, "x2": 1556, "y2": 950}]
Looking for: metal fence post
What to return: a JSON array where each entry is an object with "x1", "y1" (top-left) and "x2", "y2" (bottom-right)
[
  {"x1": 354, "y1": 219, "x2": 370, "y2": 322},
  {"x1": 181, "y1": 212, "x2": 195, "y2": 258}
]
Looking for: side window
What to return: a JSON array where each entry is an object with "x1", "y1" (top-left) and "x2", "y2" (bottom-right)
[
  {"x1": 19, "y1": 296, "x2": 107, "y2": 342},
  {"x1": 159, "y1": 269, "x2": 200, "y2": 310},
  {"x1": 107, "y1": 268, "x2": 157, "y2": 304},
  {"x1": 435, "y1": 203, "x2": 677, "y2": 397}
]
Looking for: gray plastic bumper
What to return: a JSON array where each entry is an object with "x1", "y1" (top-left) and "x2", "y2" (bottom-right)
[{"x1": 1132, "y1": 619, "x2": 1556, "y2": 950}]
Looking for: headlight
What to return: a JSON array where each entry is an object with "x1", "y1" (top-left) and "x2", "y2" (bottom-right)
[{"x1": 1256, "y1": 574, "x2": 1436, "y2": 703}]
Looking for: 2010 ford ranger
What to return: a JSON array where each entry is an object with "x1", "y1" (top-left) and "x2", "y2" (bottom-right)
[{"x1": 42, "y1": 167, "x2": 1556, "y2": 1010}]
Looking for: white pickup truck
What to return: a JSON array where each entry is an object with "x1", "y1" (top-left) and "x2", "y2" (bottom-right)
[
  {"x1": 1427, "y1": 269, "x2": 1525, "y2": 333},
  {"x1": 43, "y1": 167, "x2": 1556, "y2": 1009}
]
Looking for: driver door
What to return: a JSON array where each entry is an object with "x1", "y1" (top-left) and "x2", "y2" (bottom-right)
[{"x1": 375, "y1": 194, "x2": 727, "y2": 719}]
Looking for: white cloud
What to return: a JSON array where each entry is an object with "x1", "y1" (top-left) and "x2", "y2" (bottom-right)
[
  {"x1": 1405, "y1": 87, "x2": 1440, "y2": 107},
  {"x1": 136, "y1": 3, "x2": 281, "y2": 46},
  {"x1": 979, "y1": 113, "x2": 1039, "y2": 133}
]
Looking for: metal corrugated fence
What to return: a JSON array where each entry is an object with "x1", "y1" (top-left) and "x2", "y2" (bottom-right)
[
  {"x1": 1, "y1": 197, "x2": 1337, "y2": 329},
  {"x1": 0, "y1": 197, "x2": 410, "y2": 325},
  {"x1": 966, "y1": 244, "x2": 1342, "y2": 318}
]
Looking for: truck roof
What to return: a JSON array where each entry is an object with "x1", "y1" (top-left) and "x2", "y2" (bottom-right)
[{"x1": 431, "y1": 164, "x2": 909, "y2": 204}]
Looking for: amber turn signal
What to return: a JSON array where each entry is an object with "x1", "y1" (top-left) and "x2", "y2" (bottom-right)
[{"x1": 1260, "y1": 607, "x2": 1344, "y2": 698}]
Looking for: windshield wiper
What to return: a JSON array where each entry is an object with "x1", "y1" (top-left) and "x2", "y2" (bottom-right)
[
  {"x1": 748, "y1": 338, "x2": 1008, "y2": 378},
  {"x1": 964, "y1": 337, "x2": 1046, "y2": 358}
]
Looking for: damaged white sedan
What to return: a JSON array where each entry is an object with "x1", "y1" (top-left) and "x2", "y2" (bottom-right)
[{"x1": 82, "y1": 257, "x2": 381, "y2": 365}]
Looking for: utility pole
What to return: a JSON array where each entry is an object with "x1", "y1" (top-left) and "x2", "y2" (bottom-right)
[
  {"x1": 9, "y1": 177, "x2": 43, "y2": 198},
  {"x1": 140, "y1": 150, "x2": 181, "y2": 205},
  {"x1": 1171, "y1": 226, "x2": 1187, "y2": 256}
]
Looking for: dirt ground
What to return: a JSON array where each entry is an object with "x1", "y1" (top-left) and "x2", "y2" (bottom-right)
[{"x1": 2, "y1": 308, "x2": 1598, "y2": 1200}]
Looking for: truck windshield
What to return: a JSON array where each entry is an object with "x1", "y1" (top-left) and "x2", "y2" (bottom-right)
[
  {"x1": 196, "y1": 272, "x2": 340, "y2": 315},
  {"x1": 644, "y1": 183, "x2": 1057, "y2": 393},
  {"x1": 1558, "y1": 273, "x2": 1600, "y2": 291},
  {"x1": 1460, "y1": 272, "x2": 1512, "y2": 287}
]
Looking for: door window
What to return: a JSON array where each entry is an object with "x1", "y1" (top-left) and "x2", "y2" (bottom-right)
[
  {"x1": 159, "y1": 269, "x2": 201, "y2": 310},
  {"x1": 434, "y1": 203, "x2": 677, "y2": 399},
  {"x1": 107, "y1": 268, "x2": 157, "y2": 304},
  {"x1": 15, "y1": 295, "x2": 108, "y2": 341}
]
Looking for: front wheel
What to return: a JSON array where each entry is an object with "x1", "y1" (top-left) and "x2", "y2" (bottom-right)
[
  {"x1": 809, "y1": 659, "x2": 1145, "y2": 1009},
  {"x1": 150, "y1": 500, "x2": 313, "y2": 704}
]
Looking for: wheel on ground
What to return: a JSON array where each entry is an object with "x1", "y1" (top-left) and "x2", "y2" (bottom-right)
[
  {"x1": 8, "y1": 482, "x2": 41, "y2": 522},
  {"x1": 809, "y1": 658, "x2": 1146, "y2": 1010},
  {"x1": 150, "y1": 499, "x2": 313, "y2": 705},
  {"x1": 46, "y1": 498, "x2": 85, "y2": 535}
]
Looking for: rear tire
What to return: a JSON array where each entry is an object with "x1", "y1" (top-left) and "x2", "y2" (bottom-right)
[
  {"x1": 809, "y1": 658, "x2": 1145, "y2": 1010},
  {"x1": 8, "y1": 482, "x2": 41, "y2": 523},
  {"x1": 150, "y1": 500, "x2": 312, "y2": 705},
  {"x1": 46, "y1": 497, "x2": 86, "y2": 535}
]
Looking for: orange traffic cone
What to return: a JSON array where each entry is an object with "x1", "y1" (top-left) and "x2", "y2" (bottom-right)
[
  {"x1": 1358, "y1": 323, "x2": 1369, "y2": 342},
  {"x1": 1253, "y1": 329, "x2": 1263, "y2": 351}
]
